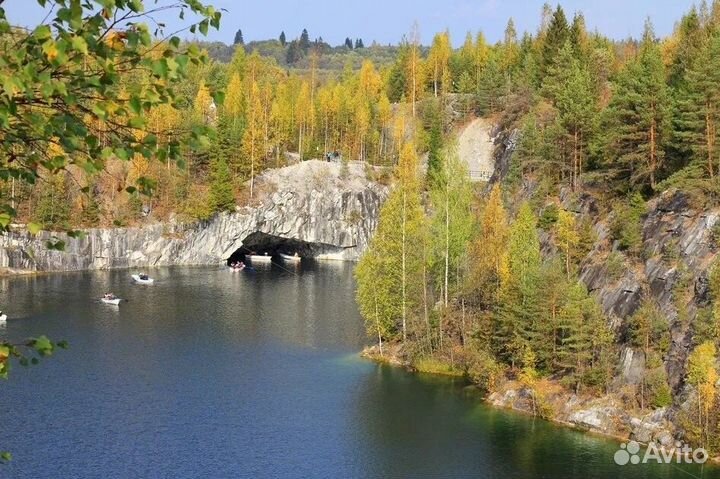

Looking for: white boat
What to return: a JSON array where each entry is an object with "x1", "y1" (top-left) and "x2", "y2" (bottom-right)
[
  {"x1": 101, "y1": 297, "x2": 122, "y2": 305},
  {"x1": 279, "y1": 253, "x2": 301, "y2": 262},
  {"x1": 0, "y1": 313, "x2": 6, "y2": 324},
  {"x1": 230, "y1": 265, "x2": 245, "y2": 273},
  {"x1": 247, "y1": 254, "x2": 272, "y2": 263},
  {"x1": 131, "y1": 274, "x2": 154, "y2": 284}
]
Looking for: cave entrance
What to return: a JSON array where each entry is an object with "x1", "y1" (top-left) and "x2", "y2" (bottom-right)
[{"x1": 226, "y1": 232, "x2": 347, "y2": 265}]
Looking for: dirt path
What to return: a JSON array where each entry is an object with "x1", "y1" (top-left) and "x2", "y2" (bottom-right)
[{"x1": 457, "y1": 118, "x2": 495, "y2": 182}]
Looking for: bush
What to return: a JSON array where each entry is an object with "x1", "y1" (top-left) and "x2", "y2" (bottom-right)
[{"x1": 466, "y1": 347, "x2": 505, "y2": 394}]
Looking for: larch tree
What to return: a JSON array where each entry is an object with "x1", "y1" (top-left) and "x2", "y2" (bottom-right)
[
  {"x1": 241, "y1": 81, "x2": 264, "y2": 197},
  {"x1": 687, "y1": 341, "x2": 719, "y2": 447},
  {"x1": 555, "y1": 209, "x2": 580, "y2": 278},
  {"x1": 468, "y1": 183, "x2": 509, "y2": 306}
]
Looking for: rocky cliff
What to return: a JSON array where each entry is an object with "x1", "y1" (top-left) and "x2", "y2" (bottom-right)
[{"x1": 0, "y1": 160, "x2": 388, "y2": 273}]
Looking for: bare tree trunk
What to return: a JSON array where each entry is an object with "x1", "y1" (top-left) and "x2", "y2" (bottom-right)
[
  {"x1": 401, "y1": 189, "x2": 407, "y2": 343},
  {"x1": 374, "y1": 288, "x2": 383, "y2": 356},
  {"x1": 444, "y1": 179, "x2": 450, "y2": 308}
]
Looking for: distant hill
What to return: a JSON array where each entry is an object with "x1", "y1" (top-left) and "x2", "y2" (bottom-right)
[{"x1": 195, "y1": 39, "x2": 411, "y2": 71}]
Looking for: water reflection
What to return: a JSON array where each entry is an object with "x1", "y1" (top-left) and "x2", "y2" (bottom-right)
[{"x1": 0, "y1": 266, "x2": 716, "y2": 479}]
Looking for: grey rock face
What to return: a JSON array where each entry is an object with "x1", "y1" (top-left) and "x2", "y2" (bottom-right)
[{"x1": 0, "y1": 160, "x2": 388, "y2": 273}]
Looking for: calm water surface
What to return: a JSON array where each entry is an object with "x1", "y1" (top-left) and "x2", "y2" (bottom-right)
[{"x1": 0, "y1": 264, "x2": 716, "y2": 478}]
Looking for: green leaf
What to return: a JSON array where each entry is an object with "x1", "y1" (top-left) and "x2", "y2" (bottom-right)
[
  {"x1": 129, "y1": 95, "x2": 141, "y2": 114},
  {"x1": 198, "y1": 20, "x2": 209, "y2": 36},
  {"x1": 33, "y1": 25, "x2": 51, "y2": 40},
  {"x1": 71, "y1": 36, "x2": 88, "y2": 54},
  {"x1": 27, "y1": 222, "x2": 42, "y2": 235},
  {"x1": 1, "y1": 451, "x2": 12, "y2": 462}
]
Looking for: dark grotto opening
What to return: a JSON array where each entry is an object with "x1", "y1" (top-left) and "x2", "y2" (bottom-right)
[{"x1": 226, "y1": 232, "x2": 350, "y2": 265}]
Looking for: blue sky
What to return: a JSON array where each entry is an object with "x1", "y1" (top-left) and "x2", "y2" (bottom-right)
[{"x1": 4, "y1": 0, "x2": 699, "y2": 46}]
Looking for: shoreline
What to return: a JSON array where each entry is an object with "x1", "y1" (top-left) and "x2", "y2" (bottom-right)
[{"x1": 360, "y1": 344, "x2": 720, "y2": 464}]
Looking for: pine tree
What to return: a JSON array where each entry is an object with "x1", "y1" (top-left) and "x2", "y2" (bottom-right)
[
  {"x1": 603, "y1": 21, "x2": 670, "y2": 190},
  {"x1": 233, "y1": 29, "x2": 244, "y2": 45},
  {"x1": 279, "y1": 31, "x2": 286, "y2": 46},
  {"x1": 344, "y1": 37, "x2": 353, "y2": 49},
  {"x1": 554, "y1": 47, "x2": 598, "y2": 190},
  {"x1": 209, "y1": 157, "x2": 235, "y2": 212},
  {"x1": 674, "y1": 30, "x2": 720, "y2": 178}
]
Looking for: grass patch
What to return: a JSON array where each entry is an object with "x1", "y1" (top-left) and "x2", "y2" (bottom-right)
[{"x1": 413, "y1": 357, "x2": 465, "y2": 377}]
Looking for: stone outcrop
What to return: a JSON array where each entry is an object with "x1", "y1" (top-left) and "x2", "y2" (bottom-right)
[{"x1": 0, "y1": 160, "x2": 388, "y2": 273}]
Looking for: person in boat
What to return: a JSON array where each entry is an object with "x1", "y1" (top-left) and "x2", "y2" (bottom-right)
[
  {"x1": 104, "y1": 293, "x2": 115, "y2": 300},
  {"x1": 139, "y1": 273, "x2": 148, "y2": 281}
]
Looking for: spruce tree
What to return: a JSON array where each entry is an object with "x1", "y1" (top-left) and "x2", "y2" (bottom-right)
[
  {"x1": 233, "y1": 29, "x2": 244, "y2": 45},
  {"x1": 556, "y1": 281, "x2": 593, "y2": 391},
  {"x1": 541, "y1": 5, "x2": 569, "y2": 76},
  {"x1": 344, "y1": 37, "x2": 353, "y2": 49},
  {"x1": 496, "y1": 203, "x2": 542, "y2": 367},
  {"x1": 279, "y1": 31, "x2": 286, "y2": 46},
  {"x1": 424, "y1": 98, "x2": 444, "y2": 181},
  {"x1": 299, "y1": 29, "x2": 310, "y2": 50},
  {"x1": 209, "y1": 157, "x2": 235, "y2": 213}
]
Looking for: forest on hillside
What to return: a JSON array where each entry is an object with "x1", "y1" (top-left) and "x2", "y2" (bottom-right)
[{"x1": 4, "y1": 0, "x2": 720, "y2": 454}]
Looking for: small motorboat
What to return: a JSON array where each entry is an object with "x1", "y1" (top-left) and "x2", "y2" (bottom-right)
[
  {"x1": 279, "y1": 253, "x2": 301, "y2": 262},
  {"x1": 229, "y1": 263, "x2": 246, "y2": 272},
  {"x1": 0, "y1": 311, "x2": 6, "y2": 324},
  {"x1": 131, "y1": 273, "x2": 154, "y2": 284},
  {"x1": 101, "y1": 294, "x2": 122, "y2": 305},
  {"x1": 247, "y1": 254, "x2": 272, "y2": 263}
]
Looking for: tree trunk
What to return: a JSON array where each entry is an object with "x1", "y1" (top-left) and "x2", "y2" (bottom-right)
[{"x1": 401, "y1": 189, "x2": 407, "y2": 343}]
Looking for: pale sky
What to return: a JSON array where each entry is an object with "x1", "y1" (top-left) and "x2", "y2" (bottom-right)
[{"x1": 4, "y1": 0, "x2": 700, "y2": 47}]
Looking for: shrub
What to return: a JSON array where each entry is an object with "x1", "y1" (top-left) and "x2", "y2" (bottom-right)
[{"x1": 466, "y1": 347, "x2": 505, "y2": 394}]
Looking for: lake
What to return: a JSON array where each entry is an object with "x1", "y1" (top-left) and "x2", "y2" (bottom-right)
[{"x1": 0, "y1": 264, "x2": 715, "y2": 478}]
